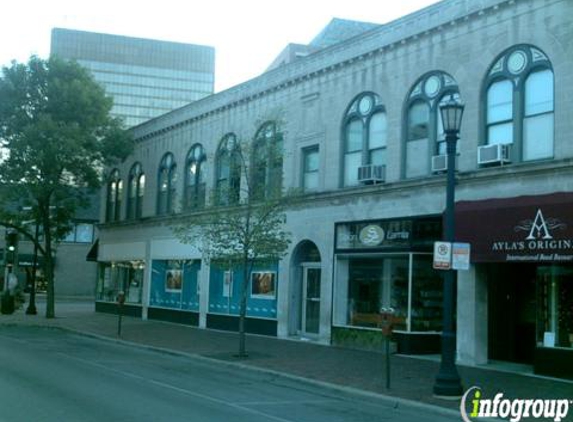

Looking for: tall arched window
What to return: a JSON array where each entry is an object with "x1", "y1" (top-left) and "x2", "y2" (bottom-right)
[
  {"x1": 404, "y1": 72, "x2": 459, "y2": 178},
  {"x1": 106, "y1": 169, "x2": 122, "y2": 222},
  {"x1": 127, "y1": 162, "x2": 145, "y2": 219},
  {"x1": 251, "y1": 122, "x2": 283, "y2": 200},
  {"x1": 157, "y1": 153, "x2": 177, "y2": 215},
  {"x1": 484, "y1": 45, "x2": 554, "y2": 162},
  {"x1": 216, "y1": 133, "x2": 241, "y2": 205},
  {"x1": 341, "y1": 92, "x2": 387, "y2": 186},
  {"x1": 185, "y1": 144, "x2": 207, "y2": 209}
]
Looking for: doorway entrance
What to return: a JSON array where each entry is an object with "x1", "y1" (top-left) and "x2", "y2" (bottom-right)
[
  {"x1": 290, "y1": 240, "x2": 322, "y2": 338},
  {"x1": 302, "y1": 265, "x2": 321, "y2": 335},
  {"x1": 487, "y1": 264, "x2": 536, "y2": 364}
]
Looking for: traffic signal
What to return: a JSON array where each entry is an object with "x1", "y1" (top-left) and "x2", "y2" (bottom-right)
[{"x1": 5, "y1": 231, "x2": 18, "y2": 265}]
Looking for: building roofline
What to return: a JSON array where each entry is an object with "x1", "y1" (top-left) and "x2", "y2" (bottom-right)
[{"x1": 130, "y1": 0, "x2": 514, "y2": 141}]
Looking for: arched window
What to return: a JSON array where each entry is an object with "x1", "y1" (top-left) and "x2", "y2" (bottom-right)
[
  {"x1": 341, "y1": 93, "x2": 387, "y2": 186},
  {"x1": 216, "y1": 133, "x2": 241, "y2": 205},
  {"x1": 157, "y1": 152, "x2": 177, "y2": 215},
  {"x1": 404, "y1": 72, "x2": 459, "y2": 178},
  {"x1": 106, "y1": 169, "x2": 122, "y2": 222},
  {"x1": 185, "y1": 144, "x2": 207, "y2": 209},
  {"x1": 127, "y1": 162, "x2": 145, "y2": 219},
  {"x1": 484, "y1": 45, "x2": 554, "y2": 162},
  {"x1": 251, "y1": 122, "x2": 283, "y2": 200}
]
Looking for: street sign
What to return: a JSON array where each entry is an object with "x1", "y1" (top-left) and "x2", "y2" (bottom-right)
[
  {"x1": 433, "y1": 241, "x2": 452, "y2": 270},
  {"x1": 452, "y1": 242, "x2": 471, "y2": 270}
]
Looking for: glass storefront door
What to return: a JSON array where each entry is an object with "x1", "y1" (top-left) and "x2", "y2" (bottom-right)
[
  {"x1": 487, "y1": 264, "x2": 537, "y2": 364},
  {"x1": 302, "y1": 266, "x2": 321, "y2": 335}
]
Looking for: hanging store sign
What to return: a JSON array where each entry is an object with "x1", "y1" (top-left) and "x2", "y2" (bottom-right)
[{"x1": 456, "y1": 193, "x2": 573, "y2": 263}]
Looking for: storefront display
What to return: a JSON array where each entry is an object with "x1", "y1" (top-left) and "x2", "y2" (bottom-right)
[
  {"x1": 149, "y1": 259, "x2": 200, "y2": 311},
  {"x1": 208, "y1": 263, "x2": 278, "y2": 319},
  {"x1": 537, "y1": 266, "x2": 573, "y2": 349},
  {"x1": 96, "y1": 261, "x2": 144, "y2": 305},
  {"x1": 457, "y1": 192, "x2": 573, "y2": 379},
  {"x1": 333, "y1": 216, "x2": 443, "y2": 353}
]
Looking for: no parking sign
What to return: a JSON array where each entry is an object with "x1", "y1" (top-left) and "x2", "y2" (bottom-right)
[
  {"x1": 433, "y1": 241, "x2": 471, "y2": 270},
  {"x1": 433, "y1": 241, "x2": 452, "y2": 270}
]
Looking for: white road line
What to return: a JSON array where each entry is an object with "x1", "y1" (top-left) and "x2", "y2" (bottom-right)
[
  {"x1": 60, "y1": 351, "x2": 303, "y2": 422},
  {"x1": 237, "y1": 399, "x2": 337, "y2": 406}
]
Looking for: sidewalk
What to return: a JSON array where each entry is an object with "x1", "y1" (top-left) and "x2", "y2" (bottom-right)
[{"x1": 1, "y1": 300, "x2": 572, "y2": 414}]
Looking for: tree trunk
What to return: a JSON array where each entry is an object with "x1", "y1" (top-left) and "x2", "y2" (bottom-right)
[
  {"x1": 44, "y1": 247, "x2": 55, "y2": 319},
  {"x1": 238, "y1": 258, "x2": 249, "y2": 357},
  {"x1": 41, "y1": 202, "x2": 55, "y2": 319}
]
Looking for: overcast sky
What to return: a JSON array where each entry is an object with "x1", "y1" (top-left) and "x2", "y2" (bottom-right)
[{"x1": 2, "y1": 0, "x2": 440, "y2": 92}]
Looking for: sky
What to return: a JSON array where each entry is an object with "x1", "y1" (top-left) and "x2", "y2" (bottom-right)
[{"x1": 2, "y1": 0, "x2": 440, "y2": 92}]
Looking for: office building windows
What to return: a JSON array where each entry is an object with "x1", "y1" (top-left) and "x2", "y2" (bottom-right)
[
  {"x1": 251, "y1": 122, "x2": 283, "y2": 200},
  {"x1": 106, "y1": 169, "x2": 122, "y2": 222},
  {"x1": 216, "y1": 134, "x2": 241, "y2": 205},
  {"x1": 127, "y1": 162, "x2": 145, "y2": 219},
  {"x1": 302, "y1": 146, "x2": 319, "y2": 192},
  {"x1": 157, "y1": 153, "x2": 177, "y2": 215},
  {"x1": 404, "y1": 73, "x2": 459, "y2": 178},
  {"x1": 185, "y1": 144, "x2": 207, "y2": 210},
  {"x1": 341, "y1": 93, "x2": 387, "y2": 187},
  {"x1": 484, "y1": 45, "x2": 554, "y2": 162}
]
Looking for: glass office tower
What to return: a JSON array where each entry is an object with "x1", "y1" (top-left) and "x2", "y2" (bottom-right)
[{"x1": 51, "y1": 28, "x2": 215, "y2": 127}]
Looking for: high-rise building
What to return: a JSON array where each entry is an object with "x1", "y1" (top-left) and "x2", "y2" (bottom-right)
[{"x1": 51, "y1": 28, "x2": 215, "y2": 127}]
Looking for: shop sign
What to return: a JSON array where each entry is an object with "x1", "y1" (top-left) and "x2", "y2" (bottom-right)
[
  {"x1": 358, "y1": 225, "x2": 385, "y2": 246},
  {"x1": 456, "y1": 193, "x2": 573, "y2": 263},
  {"x1": 433, "y1": 241, "x2": 452, "y2": 270},
  {"x1": 336, "y1": 216, "x2": 441, "y2": 251},
  {"x1": 494, "y1": 209, "x2": 573, "y2": 262},
  {"x1": 336, "y1": 219, "x2": 412, "y2": 250}
]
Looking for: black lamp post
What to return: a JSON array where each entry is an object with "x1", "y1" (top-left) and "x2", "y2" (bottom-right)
[
  {"x1": 25, "y1": 220, "x2": 39, "y2": 315},
  {"x1": 433, "y1": 95, "x2": 464, "y2": 397}
]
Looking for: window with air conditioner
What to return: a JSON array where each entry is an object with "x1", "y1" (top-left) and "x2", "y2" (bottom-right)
[
  {"x1": 404, "y1": 73, "x2": 460, "y2": 179},
  {"x1": 342, "y1": 93, "x2": 387, "y2": 187},
  {"x1": 482, "y1": 45, "x2": 554, "y2": 165}
]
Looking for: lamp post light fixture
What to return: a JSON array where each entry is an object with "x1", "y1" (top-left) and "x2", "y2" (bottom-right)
[{"x1": 433, "y1": 95, "x2": 464, "y2": 397}]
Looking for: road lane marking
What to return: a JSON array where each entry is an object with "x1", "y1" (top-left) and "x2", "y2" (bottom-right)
[
  {"x1": 60, "y1": 351, "x2": 305, "y2": 422},
  {"x1": 237, "y1": 399, "x2": 336, "y2": 406}
]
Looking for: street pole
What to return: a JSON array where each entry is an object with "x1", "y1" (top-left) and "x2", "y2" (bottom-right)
[
  {"x1": 117, "y1": 291, "x2": 125, "y2": 337},
  {"x1": 433, "y1": 126, "x2": 463, "y2": 397},
  {"x1": 26, "y1": 221, "x2": 39, "y2": 315}
]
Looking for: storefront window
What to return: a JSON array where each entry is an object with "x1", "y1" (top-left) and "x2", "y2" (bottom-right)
[
  {"x1": 209, "y1": 263, "x2": 278, "y2": 319},
  {"x1": 334, "y1": 254, "x2": 441, "y2": 332},
  {"x1": 411, "y1": 255, "x2": 443, "y2": 331},
  {"x1": 150, "y1": 260, "x2": 201, "y2": 311},
  {"x1": 96, "y1": 261, "x2": 144, "y2": 304},
  {"x1": 537, "y1": 266, "x2": 573, "y2": 349}
]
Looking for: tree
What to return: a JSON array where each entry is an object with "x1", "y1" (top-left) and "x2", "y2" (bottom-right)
[
  {"x1": 172, "y1": 128, "x2": 293, "y2": 357},
  {"x1": 0, "y1": 56, "x2": 133, "y2": 318}
]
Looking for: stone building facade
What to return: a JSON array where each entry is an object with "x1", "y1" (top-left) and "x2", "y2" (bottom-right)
[{"x1": 96, "y1": 0, "x2": 573, "y2": 379}]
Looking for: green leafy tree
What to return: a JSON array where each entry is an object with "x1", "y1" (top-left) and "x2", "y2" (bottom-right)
[
  {"x1": 0, "y1": 56, "x2": 133, "y2": 318},
  {"x1": 172, "y1": 132, "x2": 293, "y2": 357}
]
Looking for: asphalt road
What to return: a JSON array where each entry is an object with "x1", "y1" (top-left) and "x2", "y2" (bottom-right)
[{"x1": 0, "y1": 326, "x2": 458, "y2": 422}]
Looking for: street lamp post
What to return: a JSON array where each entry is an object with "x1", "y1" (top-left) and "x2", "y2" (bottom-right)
[
  {"x1": 433, "y1": 95, "x2": 464, "y2": 397},
  {"x1": 25, "y1": 220, "x2": 39, "y2": 315}
]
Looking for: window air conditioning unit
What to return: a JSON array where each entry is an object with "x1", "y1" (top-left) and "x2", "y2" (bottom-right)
[
  {"x1": 431, "y1": 155, "x2": 448, "y2": 173},
  {"x1": 357, "y1": 164, "x2": 386, "y2": 184},
  {"x1": 477, "y1": 144, "x2": 511, "y2": 165}
]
